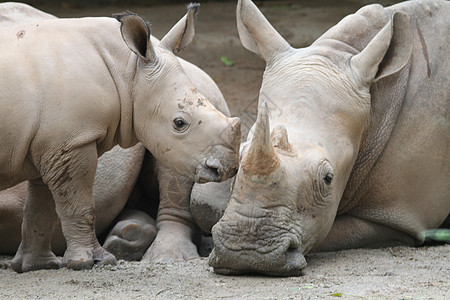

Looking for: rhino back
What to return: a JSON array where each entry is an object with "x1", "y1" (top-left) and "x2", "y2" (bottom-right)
[
  {"x1": 0, "y1": 2, "x2": 57, "y2": 26},
  {"x1": 0, "y1": 18, "x2": 133, "y2": 180}
]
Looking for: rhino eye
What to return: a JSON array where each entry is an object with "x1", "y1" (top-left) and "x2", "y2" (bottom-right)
[
  {"x1": 173, "y1": 118, "x2": 188, "y2": 130},
  {"x1": 324, "y1": 173, "x2": 333, "y2": 185}
]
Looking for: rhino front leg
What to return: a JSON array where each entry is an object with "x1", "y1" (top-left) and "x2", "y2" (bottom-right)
[
  {"x1": 103, "y1": 208, "x2": 156, "y2": 261},
  {"x1": 43, "y1": 143, "x2": 116, "y2": 270},
  {"x1": 11, "y1": 179, "x2": 61, "y2": 273},
  {"x1": 142, "y1": 163, "x2": 199, "y2": 262},
  {"x1": 313, "y1": 215, "x2": 418, "y2": 253}
]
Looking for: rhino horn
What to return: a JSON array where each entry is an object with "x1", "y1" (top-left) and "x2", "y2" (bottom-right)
[
  {"x1": 242, "y1": 101, "x2": 279, "y2": 176},
  {"x1": 160, "y1": 3, "x2": 199, "y2": 54},
  {"x1": 237, "y1": 0, "x2": 291, "y2": 61}
]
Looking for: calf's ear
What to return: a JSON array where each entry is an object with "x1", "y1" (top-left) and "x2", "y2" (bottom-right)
[
  {"x1": 160, "y1": 3, "x2": 199, "y2": 54},
  {"x1": 114, "y1": 12, "x2": 155, "y2": 63},
  {"x1": 237, "y1": 0, "x2": 291, "y2": 62},
  {"x1": 351, "y1": 12, "x2": 412, "y2": 84}
]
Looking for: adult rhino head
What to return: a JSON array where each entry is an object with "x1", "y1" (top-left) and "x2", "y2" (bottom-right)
[
  {"x1": 116, "y1": 5, "x2": 240, "y2": 183},
  {"x1": 210, "y1": 0, "x2": 414, "y2": 275}
]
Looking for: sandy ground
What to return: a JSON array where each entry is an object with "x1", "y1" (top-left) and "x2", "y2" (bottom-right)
[
  {"x1": 1, "y1": 245, "x2": 449, "y2": 299},
  {"x1": 1, "y1": 1, "x2": 449, "y2": 299}
]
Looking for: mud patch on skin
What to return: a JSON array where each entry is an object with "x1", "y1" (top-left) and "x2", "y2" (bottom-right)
[
  {"x1": 242, "y1": 149, "x2": 279, "y2": 176},
  {"x1": 197, "y1": 99, "x2": 206, "y2": 107}
]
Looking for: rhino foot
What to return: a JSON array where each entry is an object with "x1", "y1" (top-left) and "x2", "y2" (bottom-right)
[
  {"x1": 11, "y1": 251, "x2": 61, "y2": 273},
  {"x1": 63, "y1": 245, "x2": 116, "y2": 270},
  {"x1": 103, "y1": 219, "x2": 156, "y2": 261},
  {"x1": 141, "y1": 221, "x2": 200, "y2": 263}
]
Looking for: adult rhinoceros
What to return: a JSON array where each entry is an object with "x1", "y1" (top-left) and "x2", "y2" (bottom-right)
[
  {"x1": 0, "y1": 2, "x2": 241, "y2": 273},
  {"x1": 201, "y1": 0, "x2": 449, "y2": 276}
]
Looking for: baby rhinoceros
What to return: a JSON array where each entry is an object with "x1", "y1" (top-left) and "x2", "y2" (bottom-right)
[
  {"x1": 208, "y1": 0, "x2": 449, "y2": 276},
  {"x1": 0, "y1": 4, "x2": 241, "y2": 273}
]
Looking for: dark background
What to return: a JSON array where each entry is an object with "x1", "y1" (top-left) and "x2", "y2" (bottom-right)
[{"x1": 19, "y1": 0, "x2": 400, "y2": 9}]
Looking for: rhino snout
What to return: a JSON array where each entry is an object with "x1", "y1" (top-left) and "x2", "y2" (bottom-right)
[
  {"x1": 209, "y1": 223, "x2": 307, "y2": 276},
  {"x1": 195, "y1": 155, "x2": 238, "y2": 184},
  {"x1": 194, "y1": 117, "x2": 240, "y2": 183},
  {"x1": 195, "y1": 158, "x2": 221, "y2": 183}
]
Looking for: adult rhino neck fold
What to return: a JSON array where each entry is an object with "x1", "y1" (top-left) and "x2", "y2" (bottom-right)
[
  {"x1": 312, "y1": 4, "x2": 412, "y2": 214},
  {"x1": 339, "y1": 64, "x2": 410, "y2": 213}
]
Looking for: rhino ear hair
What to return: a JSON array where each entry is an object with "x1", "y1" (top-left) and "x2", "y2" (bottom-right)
[
  {"x1": 351, "y1": 12, "x2": 412, "y2": 84},
  {"x1": 114, "y1": 12, "x2": 155, "y2": 63},
  {"x1": 160, "y1": 3, "x2": 199, "y2": 54},
  {"x1": 237, "y1": 0, "x2": 291, "y2": 62}
]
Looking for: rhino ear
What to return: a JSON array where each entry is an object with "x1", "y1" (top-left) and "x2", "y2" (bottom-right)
[
  {"x1": 237, "y1": 0, "x2": 291, "y2": 61},
  {"x1": 114, "y1": 12, "x2": 155, "y2": 63},
  {"x1": 351, "y1": 12, "x2": 412, "y2": 84},
  {"x1": 160, "y1": 3, "x2": 199, "y2": 54}
]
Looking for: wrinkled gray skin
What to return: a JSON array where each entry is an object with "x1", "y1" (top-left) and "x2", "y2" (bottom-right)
[
  {"x1": 203, "y1": 0, "x2": 450, "y2": 276},
  {"x1": 0, "y1": 2, "x2": 240, "y2": 272}
]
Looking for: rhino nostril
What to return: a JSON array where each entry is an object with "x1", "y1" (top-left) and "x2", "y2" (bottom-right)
[
  {"x1": 287, "y1": 236, "x2": 300, "y2": 250},
  {"x1": 195, "y1": 158, "x2": 223, "y2": 183},
  {"x1": 205, "y1": 157, "x2": 222, "y2": 178},
  {"x1": 206, "y1": 165, "x2": 220, "y2": 178}
]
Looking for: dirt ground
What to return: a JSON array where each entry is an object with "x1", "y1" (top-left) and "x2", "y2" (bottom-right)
[
  {"x1": 1, "y1": 245, "x2": 449, "y2": 299},
  {"x1": 1, "y1": 1, "x2": 449, "y2": 299}
]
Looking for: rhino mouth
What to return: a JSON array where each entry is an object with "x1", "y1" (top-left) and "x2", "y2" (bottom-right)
[
  {"x1": 209, "y1": 246, "x2": 307, "y2": 277},
  {"x1": 195, "y1": 164, "x2": 221, "y2": 183},
  {"x1": 195, "y1": 157, "x2": 238, "y2": 183},
  {"x1": 195, "y1": 157, "x2": 222, "y2": 183}
]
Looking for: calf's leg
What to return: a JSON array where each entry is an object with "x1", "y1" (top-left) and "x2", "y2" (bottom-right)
[
  {"x1": 43, "y1": 143, "x2": 116, "y2": 270},
  {"x1": 142, "y1": 163, "x2": 199, "y2": 262},
  {"x1": 11, "y1": 179, "x2": 60, "y2": 273}
]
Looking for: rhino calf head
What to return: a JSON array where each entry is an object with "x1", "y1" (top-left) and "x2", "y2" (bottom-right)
[
  {"x1": 210, "y1": 0, "x2": 413, "y2": 275},
  {"x1": 116, "y1": 5, "x2": 241, "y2": 183}
]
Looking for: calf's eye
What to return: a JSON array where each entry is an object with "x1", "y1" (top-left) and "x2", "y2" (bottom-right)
[{"x1": 173, "y1": 118, "x2": 187, "y2": 129}]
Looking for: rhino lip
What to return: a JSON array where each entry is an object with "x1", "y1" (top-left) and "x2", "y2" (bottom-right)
[
  {"x1": 209, "y1": 246, "x2": 307, "y2": 277},
  {"x1": 195, "y1": 163, "x2": 221, "y2": 183}
]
